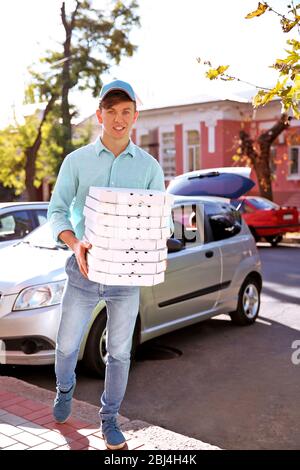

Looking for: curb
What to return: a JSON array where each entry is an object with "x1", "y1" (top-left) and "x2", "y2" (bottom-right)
[
  {"x1": 0, "y1": 377, "x2": 221, "y2": 450},
  {"x1": 282, "y1": 236, "x2": 300, "y2": 245}
]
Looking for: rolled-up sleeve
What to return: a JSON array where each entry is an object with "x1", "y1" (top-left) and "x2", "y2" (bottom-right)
[
  {"x1": 147, "y1": 160, "x2": 174, "y2": 236},
  {"x1": 47, "y1": 154, "x2": 78, "y2": 242}
]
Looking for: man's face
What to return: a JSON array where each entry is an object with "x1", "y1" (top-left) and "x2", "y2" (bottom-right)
[{"x1": 96, "y1": 101, "x2": 138, "y2": 140}]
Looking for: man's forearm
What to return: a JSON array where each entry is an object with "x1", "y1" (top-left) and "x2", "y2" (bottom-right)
[{"x1": 59, "y1": 230, "x2": 79, "y2": 251}]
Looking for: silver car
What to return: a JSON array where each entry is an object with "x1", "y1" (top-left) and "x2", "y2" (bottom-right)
[{"x1": 0, "y1": 169, "x2": 262, "y2": 377}]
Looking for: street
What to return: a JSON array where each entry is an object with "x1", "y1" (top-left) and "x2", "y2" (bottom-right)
[{"x1": 1, "y1": 242, "x2": 300, "y2": 450}]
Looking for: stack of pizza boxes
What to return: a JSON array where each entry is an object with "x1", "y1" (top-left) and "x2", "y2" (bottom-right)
[{"x1": 83, "y1": 187, "x2": 174, "y2": 286}]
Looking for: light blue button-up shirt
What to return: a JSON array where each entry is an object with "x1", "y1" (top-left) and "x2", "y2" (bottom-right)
[{"x1": 47, "y1": 138, "x2": 174, "y2": 242}]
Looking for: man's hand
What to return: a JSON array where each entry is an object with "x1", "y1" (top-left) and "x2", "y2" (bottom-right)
[
  {"x1": 73, "y1": 240, "x2": 92, "y2": 278},
  {"x1": 58, "y1": 230, "x2": 92, "y2": 279}
]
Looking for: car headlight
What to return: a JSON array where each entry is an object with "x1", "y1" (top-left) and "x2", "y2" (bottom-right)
[{"x1": 13, "y1": 281, "x2": 66, "y2": 311}]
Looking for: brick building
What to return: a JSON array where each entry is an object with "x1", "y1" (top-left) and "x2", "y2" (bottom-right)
[{"x1": 77, "y1": 96, "x2": 300, "y2": 207}]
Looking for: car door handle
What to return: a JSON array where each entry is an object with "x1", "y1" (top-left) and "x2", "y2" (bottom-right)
[{"x1": 205, "y1": 250, "x2": 214, "y2": 258}]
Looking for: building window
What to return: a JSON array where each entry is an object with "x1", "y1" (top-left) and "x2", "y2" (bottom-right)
[
  {"x1": 187, "y1": 130, "x2": 200, "y2": 172},
  {"x1": 161, "y1": 132, "x2": 176, "y2": 179},
  {"x1": 140, "y1": 134, "x2": 150, "y2": 154},
  {"x1": 289, "y1": 146, "x2": 300, "y2": 177}
]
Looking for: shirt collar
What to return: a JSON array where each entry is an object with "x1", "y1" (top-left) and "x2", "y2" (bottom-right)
[{"x1": 93, "y1": 137, "x2": 136, "y2": 158}]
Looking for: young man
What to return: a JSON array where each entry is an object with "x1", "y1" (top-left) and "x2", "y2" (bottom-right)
[{"x1": 47, "y1": 79, "x2": 172, "y2": 450}]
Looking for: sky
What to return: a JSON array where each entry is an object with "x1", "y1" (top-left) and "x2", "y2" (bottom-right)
[{"x1": 0, "y1": 0, "x2": 296, "y2": 128}]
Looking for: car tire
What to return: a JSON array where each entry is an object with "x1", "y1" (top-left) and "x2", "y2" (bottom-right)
[
  {"x1": 265, "y1": 235, "x2": 282, "y2": 246},
  {"x1": 82, "y1": 309, "x2": 140, "y2": 378},
  {"x1": 229, "y1": 277, "x2": 261, "y2": 326}
]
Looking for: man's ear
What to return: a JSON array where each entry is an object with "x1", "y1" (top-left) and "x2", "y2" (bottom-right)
[
  {"x1": 96, "y1": 109, "x2": 103, "y2": 124},
  {"x1": 133, "y1": 110, "x2": 139, "y2": 124}
]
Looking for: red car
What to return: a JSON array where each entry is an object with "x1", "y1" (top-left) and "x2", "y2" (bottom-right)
[{"x1": 230, "y1": 196, "x2": 300, "y2": 246}]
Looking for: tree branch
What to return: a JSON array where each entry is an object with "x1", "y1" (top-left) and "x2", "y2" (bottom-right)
[
  {"x1": 61, "y1": 2, "x2": 69, "y2": 33},
  {"x1": 28, "y1": 94, "x2": 57, "y2": 155},
  {"x1": 258, "y1": 113, "x2": 292, "y2": 145},
  {"x1": 71, "y1": 0, "x2": 80, "y2": 30}
]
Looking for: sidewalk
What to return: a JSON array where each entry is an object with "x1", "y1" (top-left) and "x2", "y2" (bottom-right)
[
  {"x1": 0, "y1": 377, "x2": 220, "y2": 451},
  {"x1": 282, "y1": 232, "x2": 300, "y2": 244}
]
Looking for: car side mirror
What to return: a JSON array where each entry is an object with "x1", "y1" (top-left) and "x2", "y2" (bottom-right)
[{"x1": 167, "y1": 237, "x2": 184, "y2": 253}]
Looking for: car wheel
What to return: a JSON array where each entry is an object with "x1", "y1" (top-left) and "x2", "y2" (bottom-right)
[
  {"x1": 229, "y1": 277, "x2": 261, "y2": 326},
  {"x1": 82, "y1": 309, "x2": 140, "y2": 378},
  {"x1": 265, "y1": 235, "x2": 282, "y2": 246}
]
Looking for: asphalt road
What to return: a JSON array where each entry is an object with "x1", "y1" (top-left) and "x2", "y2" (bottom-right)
[{"x1": 1, "y1": 242, "x2": 300, "y2": 450}]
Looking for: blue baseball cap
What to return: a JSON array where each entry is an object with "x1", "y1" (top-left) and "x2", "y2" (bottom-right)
[{"x1": 99, "y1": 79, "x2": 137, "y2": 102}]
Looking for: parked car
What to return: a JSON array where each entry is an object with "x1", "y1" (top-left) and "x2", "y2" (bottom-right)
[
  {"x1": 229, "y1": 196, "x2": 300, "y2": 246},
  {"x1": 0, "y1": 202, "x2": 49, "y2": 249},
  {"x1": 0, "y1": 173, "x2": 262, "y2": 378}
]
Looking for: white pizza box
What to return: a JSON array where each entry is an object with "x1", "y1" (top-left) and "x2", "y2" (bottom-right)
[
  {"x1": 84, "y1": 227, "x2": 167, "y2": 251},
  {"x1": 87, "y1": 269, "x2": 165, "y2": 286},
  {"x1": 85, "y1": 195, "x2": 171, "y2": 217},
  {"x1": 89, "y1": 186, "x2": 174, "y2": 206},
  {"x1": 84, "y1": 197, "x2": 116, "y2": 215},
  {"x1": 87, "y1": 254, "x2": 166, "y2": 275},
  {"x1": 84, "y1": 213, "x2": 171, "y2": 240},
  {"x1": 84, "y1": 205, "x2": 169, "y2": 229},
  {"x1": 89, "y1": 245, "x2": 168, "y2": 262}
]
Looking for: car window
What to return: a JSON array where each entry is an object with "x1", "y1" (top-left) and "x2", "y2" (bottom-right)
[
  {"x1": 247, "y1": 197, "x2": 279, "y2": 210},
  {"x1": 34, "y1": 209, "x2": 48, "y2": 226},
  {"x1": 207, "y1": 206, "x2": 242, "y2": 242},
  {"x1": 171, "y1": 203, "x2": 204, "y2": 246},
  {"x1": 0, "y1": 210, "x2": 34, "y2": 242}
]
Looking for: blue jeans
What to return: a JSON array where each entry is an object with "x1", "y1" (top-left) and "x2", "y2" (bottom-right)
[{"x1": 55, "y1": 253, "x2": 140, "y2": 421}]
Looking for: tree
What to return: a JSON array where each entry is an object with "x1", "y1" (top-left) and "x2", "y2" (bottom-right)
[
  {"x1": 2, "y1": 0, "x2": 140, "y2": 201},
  {"x1": 197, "y1": 1, "x2": 300, "y2": 200},
  {"x1": 236, "y1": 114, "x2": 292, "y2": 200},
  {"x1": 0, "y1": 107, "x2": 93, "y2": 200},
  {"x1": 40, "y1": 0, "x2": 140, "y2": 160}
]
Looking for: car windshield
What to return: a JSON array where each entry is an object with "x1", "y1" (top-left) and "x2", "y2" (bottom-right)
[
  {"x1": 248, "y1": 197, "x2": 280, "y2": 210},
  {"x1": 18, "y1": 222, "x2": 69, "y2": 250}
]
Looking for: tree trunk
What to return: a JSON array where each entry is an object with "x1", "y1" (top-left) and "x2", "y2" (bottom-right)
[
  {"x1": 61, "y1": 36, "x2": 72, "y2": 158},
  {"x1": 252, "y1": 148, "x2": 273, "y2": 200},
  {"x1": 239, "y1": 114, "x2": 291, "y2": 201},
  {"x1": 60, "y1": 1, "x2": 80, "y2": 158},
  {"x1": 23, "y1": 95, "x2": 57, "y2": 201},
  {"x1": 239, "y1": 129, "x2": 272, "y2": 199}
]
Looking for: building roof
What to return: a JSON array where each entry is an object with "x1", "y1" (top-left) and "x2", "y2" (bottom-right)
[{"x1": 138, "y1": 90, "x2": 257, "y2": 112}]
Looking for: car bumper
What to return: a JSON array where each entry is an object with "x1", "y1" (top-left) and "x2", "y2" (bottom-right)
[
  {"x1": 1, "y1": 350, "x2": 55, "y2": 365},
  {"x1": 254, "y1": 224, "x2": 300, "y2": 236},
  {"x1": 0, "y1": 303, "x2": 60, "y2": 366}
]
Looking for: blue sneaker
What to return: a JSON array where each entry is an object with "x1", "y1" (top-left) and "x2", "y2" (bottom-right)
[
  {"x1": 102, "y1": 417, "x2": 126, "y2": 450},
  {"x1": 53, "y1": 382, "x2": 76, "y2": 424}
]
